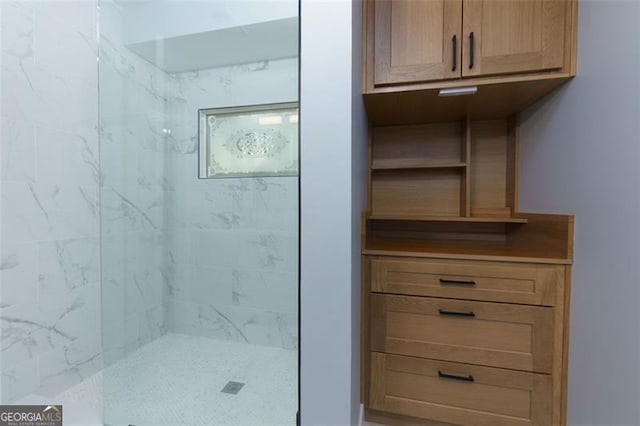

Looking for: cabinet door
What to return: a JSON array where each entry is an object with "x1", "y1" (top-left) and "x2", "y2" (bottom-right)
[
  {"x1": 373, "y1": 0, "x2": 462, "y2": 86},
  {"x1": 462, "y1": 0, "x2": 566, "y2": 77}
]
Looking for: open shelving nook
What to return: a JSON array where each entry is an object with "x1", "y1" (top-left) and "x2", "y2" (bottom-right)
[
  {"x1": 369, "y1": 116, "x2": 519, "y2": 221},
  {"x1": 364, "y1": 115, "x2": 574, "y2": 263}
]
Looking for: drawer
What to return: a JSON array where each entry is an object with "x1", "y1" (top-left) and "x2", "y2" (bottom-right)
[
  {"x1": 370, "y1": 294, "x2": 554, "y2": 373},
  {"x1": 369, "y1": 352, "x2": 553, "y2": 426},
  {"x1": 371, "y1": 257, "x2": 562, "y2": 306}
]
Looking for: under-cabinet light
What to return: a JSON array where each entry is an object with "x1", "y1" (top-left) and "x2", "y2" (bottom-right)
[{"x1": 438, "y1": 86, "x2": 478, "y2": 97}]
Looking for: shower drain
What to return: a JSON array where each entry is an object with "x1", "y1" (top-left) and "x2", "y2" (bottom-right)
[{"x1": 221, "y1": 381, "x2": 245, "y2": 395}]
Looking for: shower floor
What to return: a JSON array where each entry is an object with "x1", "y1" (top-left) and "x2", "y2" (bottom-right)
[{"x1": 54, "y1": 333, "x2": 297, "y2": 425}]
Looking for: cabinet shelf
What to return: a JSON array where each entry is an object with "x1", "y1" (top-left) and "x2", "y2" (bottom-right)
[
  {"x1": 371, "y1": 160, "x2": 466, "y2": 171},
  {"x1": 362, "y1": 213, "x2": 574, "y2": 264},
  {"x1": 367, "y1": 214, "x2": 528, "y2": 224}
]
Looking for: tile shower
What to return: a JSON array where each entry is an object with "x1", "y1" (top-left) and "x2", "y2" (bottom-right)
[{"x1": 0, "y1": 0, "x2": 299, "y2": 423}]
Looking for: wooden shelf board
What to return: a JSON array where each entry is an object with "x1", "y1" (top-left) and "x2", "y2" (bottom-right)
[
  {"x1": 367, "y1": 214, "x2": 528, "y2": 224},
  {"x1": 363, "y1": 237, "x2": 572, "y2": 265},
  {"x1": 371, "y1": 160, "x2": 466, "y2": 171}
]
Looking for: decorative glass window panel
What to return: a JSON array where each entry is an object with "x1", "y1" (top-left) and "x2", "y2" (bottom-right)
[{"x1": 198, "y1": 102, "x2": 299, "y2": 178}]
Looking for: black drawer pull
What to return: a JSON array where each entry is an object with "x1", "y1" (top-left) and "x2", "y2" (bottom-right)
[
  {"x1": 438, "y1": 309, "x2": 475, "y2": 317},
  {"x1": 439, "y1": 278, "x2": 476, "y2": 286},
  {"x1": 438, "y1": 370, "x2": 474, "y2": 382}
]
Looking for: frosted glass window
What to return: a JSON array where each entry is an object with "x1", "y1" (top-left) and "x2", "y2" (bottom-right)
[{"x1": 198, "y1": 102, "x2": 299, "y2": 178}]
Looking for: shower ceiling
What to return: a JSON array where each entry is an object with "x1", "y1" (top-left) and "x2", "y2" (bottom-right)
[
  {"x1": 127, "y1": 18, "x2": 298, "y2": 72},
  {"x1": 117, "y1": 0, "x2": 298, "y2": 72}
]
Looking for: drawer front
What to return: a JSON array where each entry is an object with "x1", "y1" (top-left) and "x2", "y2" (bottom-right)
[
  {"x1": 370, "y1": 294, "x2": 554, "y2": 373},
  {"x1": 371, "y1": 257, "x2": 562, "y2": 306},
  {"x1": 369, "y1": 352, "x2": 553, "y2": 426}
]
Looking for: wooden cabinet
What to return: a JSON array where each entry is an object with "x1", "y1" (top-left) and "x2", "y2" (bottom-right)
[
  {"x1": 363, "y1": 253, "x2": 572, "y2": 425},
  {"x1": 368, "y1": 0, "x2": 573, "y2": 87},
  {"x1": 360, "y1": 118, "x2": 575, "y2": 424},
  {"x1": 364, "y1": 0, "x2": 578, "y2": 124},
  {"x1": 361, "y1": 1, "x2": 576, "y2": 424},
  {"x1": 361, "y1": 116, "x2": 574, "y2": 425}
]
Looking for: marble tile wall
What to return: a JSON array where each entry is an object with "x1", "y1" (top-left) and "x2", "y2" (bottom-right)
[
  {"x1": 97, "y1": 0, "x2": 169, "y2": 366},
  {"x1": 0, "y1": 1, "x2": 102, "y2": 401},
  {"x1": 0, "y1": 0, "x2": 170, "y2": 401},
  {"x1": 163, "y1": 59, "x2": 300, "y2": 350}
]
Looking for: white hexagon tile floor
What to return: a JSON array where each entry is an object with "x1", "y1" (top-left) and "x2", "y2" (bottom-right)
[{"x1": 54, "y1": 333, "x2": 298, "y2": 425}]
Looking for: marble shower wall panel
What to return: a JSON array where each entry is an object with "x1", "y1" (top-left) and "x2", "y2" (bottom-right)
[
  {"x1": 1, "y1": 118, "x2": 36, "y2": 183},
  {"x1": 163, "y1": 59, "x2": 299, "y2": 349},
  {"x1": 0, "y1": 1, "x2": 102, "y2": 401},
  {"x1": 97, "y1": 0, "x2": 169, "y2": 367}
]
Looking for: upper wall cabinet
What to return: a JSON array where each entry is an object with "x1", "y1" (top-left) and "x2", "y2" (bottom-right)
[
  {"x1": 365, "y1": 0, "x2": 576, "y2": 90},
  {"x1": 363, "y1": 0, "x2": 577, "y2": 124}
]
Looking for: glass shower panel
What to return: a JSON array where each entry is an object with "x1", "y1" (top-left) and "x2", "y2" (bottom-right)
[{"x1": 98, "y1": 1, "x2": 299, "y2": 424}]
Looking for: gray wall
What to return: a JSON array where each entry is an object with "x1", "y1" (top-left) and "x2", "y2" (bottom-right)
[
  {"x1": 300, "y1": 0, "x2": 367, "y2": 423},
  {"x1": 518, "y1": 1, "x2": 640, "y2": 424}
]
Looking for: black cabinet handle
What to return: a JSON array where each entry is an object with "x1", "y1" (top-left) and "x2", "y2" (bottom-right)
[
  {"x1": 439, "y1": 278, "x2": 475, "y2": 286},
  {"x1": 438, "y1": 371, "x2": 474, "y2": 383},
  {"x1": 438, "y1": 309, "x2": 475, "y2": 317},
  {"x1": 469, "y1": 31, "x2": 475, "y2": 69},
  {"x1": 451, "y1": 35, "x2": 457, "y2": 71}
]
